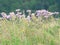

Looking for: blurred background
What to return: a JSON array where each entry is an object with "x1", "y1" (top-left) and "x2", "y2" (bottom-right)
[{"x1": 0, "y1": 0, "x2": 60, "y2": 13}]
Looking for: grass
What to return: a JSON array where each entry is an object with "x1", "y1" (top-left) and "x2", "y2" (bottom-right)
[{"x1": 0, "y1": 17, "x2": 60, "y2": 45}]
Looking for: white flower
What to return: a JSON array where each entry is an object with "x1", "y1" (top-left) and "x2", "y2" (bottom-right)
[
  {"x1": 26, "y1": 10, "x2": 31, "y2": 12},
  {"x1": 27, "y1": 16, "x2": 31, "y2": 22},
  {"x1": 48, "y1": 12, "x2": 54, "y2": 16},
  {"x1": 1, "y1": 12, "x2": 7, "y2": 18},
  {"x1": 54, "y1": 12, "x2": 59, "y2": 15},
  {"x1": 44, "y1": 16, "x2": 49, "y2": 18},
  {"x1": 16, "y1": 9, "x2": 20, "y2": 12},
  {"x1": 9, "y1": 12, "x2": 16, "y2": 20},
  {"x1": 9, "y1": 12, "x2": 15, "y2": 15}
]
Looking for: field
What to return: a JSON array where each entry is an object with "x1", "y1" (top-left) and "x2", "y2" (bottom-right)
[{"x1": 0, "y1": 16, "x2": 60, "y2": 45}]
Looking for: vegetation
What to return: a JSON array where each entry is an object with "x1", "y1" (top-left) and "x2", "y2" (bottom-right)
[
  {"x1": 0, "y1": 0, "x2": 60, "y2": 45},
  {"x1": 0, "y1": 16, "x2": 60, "y2": 45},
  {"x1": 0, "y1": 0, "x2": 60, "y2": 13}
]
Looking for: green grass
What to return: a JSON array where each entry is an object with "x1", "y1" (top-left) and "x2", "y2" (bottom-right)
[{"x1": 0, "y1": 17, "x2": 60, "y2": 45}]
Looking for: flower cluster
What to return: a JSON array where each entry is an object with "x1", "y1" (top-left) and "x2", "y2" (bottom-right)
[
  {"x1": 36, "y1": 9, "x2": 59, "y2": 18},
  {"x1": 0, "y1": 9, "x2": 59, "y2": 21}
]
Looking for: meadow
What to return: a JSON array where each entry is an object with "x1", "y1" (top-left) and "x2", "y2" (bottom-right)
[{"x1": 0, "y1": 9, "x2": 60, "y2": 45}]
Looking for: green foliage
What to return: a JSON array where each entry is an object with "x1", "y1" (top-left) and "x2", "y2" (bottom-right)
[
  {"x1": 48, "y1": 4, "x2": 59, "y2": 12},
  {"x1": 0, "y1": 0, "x2": 60, "y2": 13}
]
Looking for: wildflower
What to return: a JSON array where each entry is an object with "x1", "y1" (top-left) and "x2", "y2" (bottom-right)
[
  {"x1": 36, "y1": 9, "x2": 48, "y2": 17},
  {"x1": 26, "y1": 10, "x2": 31, "y2": 15},
  {"x1": 47, "y1": 12, "x2": 54, "y2": 16},
  {"x1": 16, "y1": 12, "x2": 22, "y2": 19},
  {"x1": 31, "y1": 13, "x2": 36, "y2": 20},
  {"x1": 6, "y1": 15, "x2": 11, "y2": 19},
  {"x1": 16, "y1": 9, "x2": 20, "y2": 12},
  {"x1": 31, "y1": 13, "x2": 35, "y2": 16},
  {"x1": 26, "y1": 10, "x2": 31, "y2": 12},
  {"x1": 44, "y1": 16, "x2": 49, "y2": 18},
  {"x1": 54, "y1": 12, "x2": 59, "y2": 15},
  {"x1": 36, "y1": 10, "x2": 41, "y2": 17},
  {"x1": 1, "y1": 12, "x2": 7, "y2": 18},
  {"x1": 9, "y1": 12, "x2": 16, "y2": 20},
  {"x1": 23, "y1": 10, "x2": 25, "y2": 15},
  {"x1": 26, "y1": 15, "x2": 31, "y2": 22}
]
